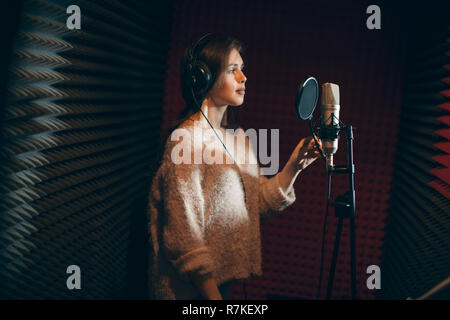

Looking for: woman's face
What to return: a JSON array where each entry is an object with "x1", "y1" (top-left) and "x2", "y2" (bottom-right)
[{"x1": 208, "y1": 48, "x2": 247, "y2": 107}]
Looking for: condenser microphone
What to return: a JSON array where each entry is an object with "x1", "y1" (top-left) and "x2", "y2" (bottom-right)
[{"x1": 320, "y1": 83, "x2": 340, "y2": 169}]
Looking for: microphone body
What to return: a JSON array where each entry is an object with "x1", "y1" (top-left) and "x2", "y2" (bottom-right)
[{"x1": 320, "y1": 83, "x2": 340, "y2": 169}]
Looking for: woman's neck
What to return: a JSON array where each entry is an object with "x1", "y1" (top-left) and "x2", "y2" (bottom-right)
[{"x1": 198, "y1": 99, "x2": 228, "y2": 129}]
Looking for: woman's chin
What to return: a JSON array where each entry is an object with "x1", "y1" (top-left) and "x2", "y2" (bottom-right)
[{"x1": 230, "y1": 99, "x2": 244, "y2": 107}]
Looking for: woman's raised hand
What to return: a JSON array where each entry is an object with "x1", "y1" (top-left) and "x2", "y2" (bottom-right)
[{"x1": 288, "y1": 136, "x2": 322, "y2": 172}]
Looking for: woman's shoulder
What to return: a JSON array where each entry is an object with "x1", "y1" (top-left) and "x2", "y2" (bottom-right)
[{"x1": 160, "y1": 120, "x2": 202, "y2": 166}]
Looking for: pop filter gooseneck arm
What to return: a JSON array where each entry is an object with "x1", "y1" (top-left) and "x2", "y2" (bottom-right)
[
  {"x1": 295, "y1": 76, "x2": 326, "y2": 163},
  {"x1": 309, "y1": 119, "x2": 327, "y2": 162}
]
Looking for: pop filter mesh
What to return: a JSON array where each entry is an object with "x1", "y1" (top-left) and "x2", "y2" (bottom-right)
[{"x1": 295, "y1": 77, "x2": 318, "y2": 120}]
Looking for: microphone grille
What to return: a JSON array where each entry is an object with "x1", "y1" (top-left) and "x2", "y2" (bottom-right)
[{"x1": 321, "y1": 83, "x2": 340, "y2": 105}]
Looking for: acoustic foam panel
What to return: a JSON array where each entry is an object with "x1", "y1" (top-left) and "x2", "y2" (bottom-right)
[
  {"x1": 0, "y1": 0, "x2": 172, "y2": 299},
  {"x1": 380, "y1": 23, "x2": 450, "y2": 299}
]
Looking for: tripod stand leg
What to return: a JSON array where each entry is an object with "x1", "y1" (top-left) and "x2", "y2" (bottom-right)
[
  {"x1": 350, "y1": 217, "x2": 357, "y2": 299},
  {"x1": 326, "y1": 217, "x2": 344, "y2": 299}
]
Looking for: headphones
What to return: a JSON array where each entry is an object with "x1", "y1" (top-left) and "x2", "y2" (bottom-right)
[{"x1": 184, "y1": 33, "x2": 216, "y2": 105}]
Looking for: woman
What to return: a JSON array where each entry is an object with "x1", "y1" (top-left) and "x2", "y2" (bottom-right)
[{"x1": 148, "y1": 34, "x2": 321, "y2": 300}]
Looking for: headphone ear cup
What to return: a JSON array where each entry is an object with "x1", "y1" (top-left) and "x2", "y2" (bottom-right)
[{"x1": 191, "y1": 60, "x2": 212, "y2": 97}]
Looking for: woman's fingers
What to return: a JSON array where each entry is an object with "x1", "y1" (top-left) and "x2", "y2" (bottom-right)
[
  {"x1": 295, "y1": 137, "x2": 323, "y2": 168},
  {"x1": 311, "y1": 137, "x2": 324, "y2": 155}
]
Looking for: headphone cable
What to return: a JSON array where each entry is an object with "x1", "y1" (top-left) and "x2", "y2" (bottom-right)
[{"x1": 191, "y1": 88, "x2": 236, "y2": 163}]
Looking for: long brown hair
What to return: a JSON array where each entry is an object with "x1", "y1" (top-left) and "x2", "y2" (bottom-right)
[{"x1": 147, "y1": 36, "x2": 246, "y2": 178}]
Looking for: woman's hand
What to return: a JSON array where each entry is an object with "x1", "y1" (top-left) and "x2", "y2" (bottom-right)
[
  {"x1": 278, "y1": 136, "x2": 322, "y2": 194},
  {"x1": 192, "y1": 276, "x2": 223, "y2": 300},
  {"x1": 288, "y1": 136, "x2": 322, "y2": 172}
]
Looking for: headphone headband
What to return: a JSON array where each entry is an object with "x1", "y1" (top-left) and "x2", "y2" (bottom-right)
[{"x1": 189, "y1": 32, "x2": 214, "y2": 61}]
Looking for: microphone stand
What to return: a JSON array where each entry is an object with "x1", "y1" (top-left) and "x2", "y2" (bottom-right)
[
  {"x1": 325, "y1": 124, "x2": 356, "y2": 300},
  {"x1": 311, "y1": 119, "x2": 357, "y2": 300}
]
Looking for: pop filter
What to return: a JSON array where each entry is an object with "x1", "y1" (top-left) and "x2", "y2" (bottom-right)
[
  {"x1": 294, "y1": 76, "x2": 326, "y2": 163},
  {"x1": 295, "y1": 76, "x2": 318, "y2": 120}
]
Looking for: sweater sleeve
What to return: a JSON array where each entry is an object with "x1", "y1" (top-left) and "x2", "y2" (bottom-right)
[
  {"x1": 243, "y1": 134, "x2": 296, "y2": 219},
  {"x1": 258, "y1": 167, "x2": 296, "y2": 220},
  {"x1": 161, "y1": 151, "x2": 216, "y2": 282}
]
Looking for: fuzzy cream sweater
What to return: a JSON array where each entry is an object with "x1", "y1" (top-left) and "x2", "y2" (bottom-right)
[{"x1": 148, "y1": 119, "x2": 296, "y2": 299}]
